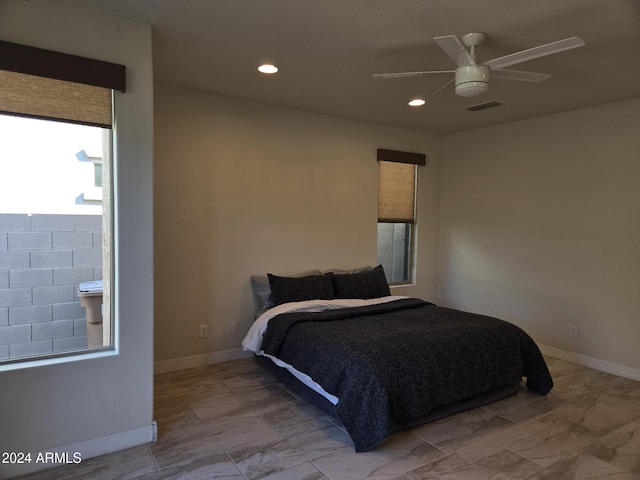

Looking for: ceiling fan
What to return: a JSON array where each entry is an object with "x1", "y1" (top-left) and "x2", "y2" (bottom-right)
[{"x1": 374, "y1": 32, "x2": 585, "y2": 98}]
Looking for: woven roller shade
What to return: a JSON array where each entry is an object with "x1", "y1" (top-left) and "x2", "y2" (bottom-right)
[
  {"x1": 0, "y1": 40, "x2": 125, "y2": 128},
  {"x1": 0, "y1": 70, "x2": 113, "y2": 127},
  {"x1": 376, "y1": 148, "x2": 426, "y2": 166},
  {"x1": 378, "y1": 161, "x2": 416, "y2": 223}
]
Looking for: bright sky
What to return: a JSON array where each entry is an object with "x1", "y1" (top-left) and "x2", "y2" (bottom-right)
[{"x1": 0, "y1": 115, "x2": 104, "y2": 215}]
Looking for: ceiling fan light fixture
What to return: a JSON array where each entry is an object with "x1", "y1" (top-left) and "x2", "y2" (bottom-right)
[
  {"x1": 258, "y1": 64, "x2": 278, "y2": 74},
  {"x1": 374, "y1": 33, "x2": 585, "y2": 102},
  {"x1": 408, "y1": 98, "x2": 426, "y2": 107},
  {"x1": 455, "y1": 65, "x2": 489, "y2": 97},
  {"x1": 455, "y1": 81, "x2": 488, "y2": 97}
]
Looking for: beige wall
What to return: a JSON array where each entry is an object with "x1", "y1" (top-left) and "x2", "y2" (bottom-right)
[
  {"x1": 154, "y1": 84, "x2": 441, "y2": 362},
  {"x1": 0, "y1": 2, "x2": 154, "y2": 477},
  {"x1": 439, "y1": 98, "x2": 640, "y2": 370}
]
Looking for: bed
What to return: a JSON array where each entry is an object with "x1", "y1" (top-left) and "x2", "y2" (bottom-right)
[{"x1": 242, "y1": 266, "x2": 553, "y2": 452}]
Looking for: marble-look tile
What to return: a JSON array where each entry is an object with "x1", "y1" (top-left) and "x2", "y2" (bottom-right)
[
  {"x1": 153, "y1": 403, "x2": 201, "y2": 436},
  {"x1": 155, "y1": 359, "x2": 257, "y2": 393},
  {"x1": 403, "y1": 439, "x2": 542, "y2": 479},
  {"x1": 259, "y1": 461, "x2": 329, "y2": 480},
  {"x1": 151, "y1": 413, "x2": 277, "y2": 468},
  {"x1": 551, "y1": 367, "x2": 635, "y2": 396},
  {"x1": 21, "y1": 358, "x2": 640, "y2": 480},
  {"x1": 156, "y1": 366, "x2": 229, "y2": 390},
  {"x1": 482, "y1": 386, "x2": 563, "y2": 424},
  {"x1": 154, "y1": 381, "x2": 231, "y2": 410},
  {"x1": 409, "y1": 407, "x2": 514, "y2": 453},
  {"x1": 206, "y1": 357, "x2": 257, "y2": 376},
  {"x1": 190, "y1": 383, "x2": 296, "y2": 421},
  {"x1": 15, "y1": 445, "x2": 158, "y2": 480},
  {"x1": 277, "y1": 417, "x2": 348, "y2": 441},
  {"x1": 131, "y1": 451, "x2": 244, "y2": 480},
  {"x1": 188, "y1": 392, "x2": 250, "y2": 422},
  {"x1": 175, "y1": 357, "x2": 255, "y2": 380},
  {"x1": 545, "y1": 356, "x2": 586, "y2": 378},
  {"x1": 524, "y1": 452, "x2": 640, "y2": 480},
  {"x1": 312, "y1": 430, "x2": 445, "y2": 480},
  {"x1": 491, "y1": 413, "x2": 603, "y2": 467},
  {"x1": 226, "y1": 421, "x2": 352, "y2": 480},
  {"x1": 258, "y1": 399, "x2": 334, "y2": 431},
  {"x1": 219, "y1": 365, "x2": 278, "y2": 391},
  {"x1": 605, "y1": 380, "x2": 640, "y2": 400},
  {"x1": 586, "y1": 418, "x2": 640, "y2": 475},
  {"x1": 552, "y1": 386, "x2": 640, "y2": 434}
]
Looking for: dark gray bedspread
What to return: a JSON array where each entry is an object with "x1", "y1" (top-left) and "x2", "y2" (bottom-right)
[{"x1": 260, "y1": 298, "x2": 553, "y2": 451}]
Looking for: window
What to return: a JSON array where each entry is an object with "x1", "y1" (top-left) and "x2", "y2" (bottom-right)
[
  {"x1": 376, "y1": 149, "x2": 426, "y2": 284},
  {"x1": 0, "y1": 41, "x2": 125, "y2": 365}
]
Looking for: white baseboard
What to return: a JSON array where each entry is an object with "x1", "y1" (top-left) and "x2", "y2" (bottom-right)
[
  {"x1": 539, "y1": 343, "x2": 640, "y2": 382},
  {"x1": 0, "y1": 424, "x2": 155, "y2": 479},
  {"x1": 154, "y1": 347, "x2": 253, "y2": 374}
]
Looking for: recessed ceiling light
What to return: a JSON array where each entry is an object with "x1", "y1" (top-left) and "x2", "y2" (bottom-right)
[
  {"x1": 408, "y1": 99, "x2": 426, "y2": 107},
  {"x1": 258, "y1": 64, "x2": 278, "y2": 74}
]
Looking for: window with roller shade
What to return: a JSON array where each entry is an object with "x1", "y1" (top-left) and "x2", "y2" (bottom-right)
[
  {"x1": 0, "y1": 41, "x2": 125, "y2": 365},
  {"x1": 376, "y1": 149, "x2": 425, "y2": 284}
]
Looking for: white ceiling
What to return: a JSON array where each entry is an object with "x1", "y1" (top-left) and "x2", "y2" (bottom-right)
[{"x1": 71, "y1": 0, "x2": 640, "y2": 135}]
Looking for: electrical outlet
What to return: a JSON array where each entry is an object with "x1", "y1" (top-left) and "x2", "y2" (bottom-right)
[
  {"x1": 199, "y1": 324, "x2": 208, "y2": 338},
  {"x1": 569, "y1": 325, "x2": 579, "y2": 338},
  {"x1": 227, "y1": 322, "x2": 236, "y2": 334}
]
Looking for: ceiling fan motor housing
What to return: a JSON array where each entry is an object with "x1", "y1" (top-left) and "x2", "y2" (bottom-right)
[{"x1": 455, "y1": 65, "x2": 489, "y2": 97}]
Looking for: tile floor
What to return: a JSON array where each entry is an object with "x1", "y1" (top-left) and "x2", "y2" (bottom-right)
[{"x1": 16, "y1": 356, "x2": 640, "y2": 479}]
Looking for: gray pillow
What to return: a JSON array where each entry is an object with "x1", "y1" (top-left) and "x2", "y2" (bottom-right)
[{"x1": 250, "y1": 275, "x2": 273, "y2": 310}]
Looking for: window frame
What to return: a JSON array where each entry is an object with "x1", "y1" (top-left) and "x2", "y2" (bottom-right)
[
  {"x1": 0, "y1": 41, "x2": 124, "y2": 368},
  {"x1": 376, "y1": 149, "x2": 426, "y2": 286}
]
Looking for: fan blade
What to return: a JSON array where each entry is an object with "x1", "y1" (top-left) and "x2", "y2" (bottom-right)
[
  {"x1": 491, "y1": 69, "x2": 551, "y2": 82},
  {"x1": 373, "y1": 70, "x2": 454, "y2": 79},
  {"x1": 432, "y1": 78, "x2": 455, "y2": 95},
  {"x1": 434, "y1": 35, "x2": 476, "y2": 67},
  {"x1": 484, "y1": 36, "x2": 585, "y2": 70}
]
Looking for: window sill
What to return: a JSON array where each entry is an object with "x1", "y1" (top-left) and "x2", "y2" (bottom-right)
[
  {"x1": 0, "y1": 347, "x2": 116, "y2": 372},
  {"x1": 389, "y1": 282, "x2": 416, "y2": 289}
]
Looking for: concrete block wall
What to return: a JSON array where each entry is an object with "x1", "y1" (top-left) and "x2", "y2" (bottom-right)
[{"x1": 0, "y1": 213, "x2": 102, "y2": 360}]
